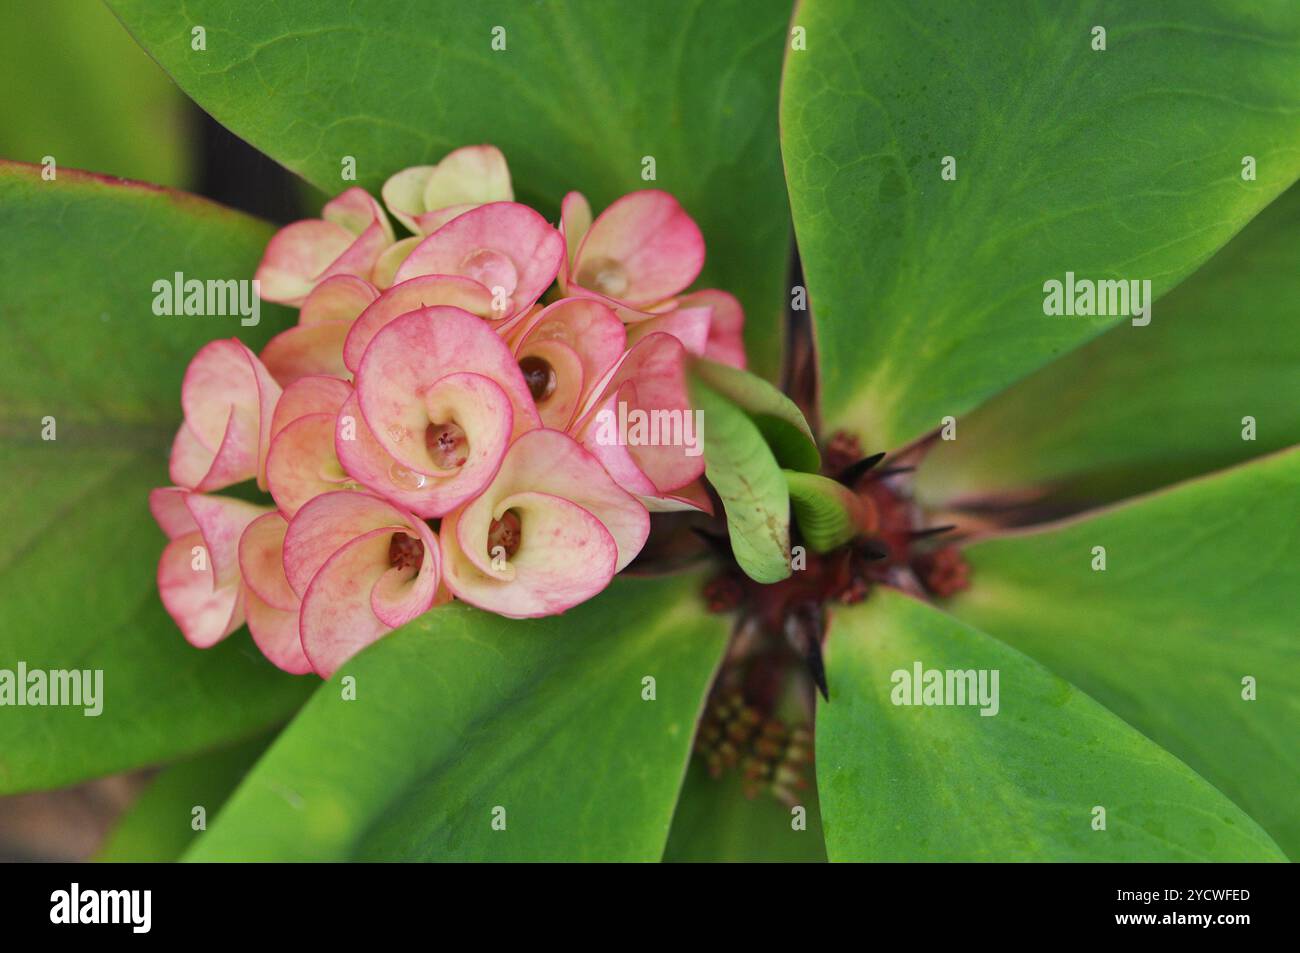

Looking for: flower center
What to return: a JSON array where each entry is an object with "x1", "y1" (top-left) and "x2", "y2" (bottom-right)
[
  {"x1": 487, "y1": 509, "x2": 522, "y2": 560},
  {"x1": 426, "y1": 421, "x2": 468, "y2": 469},
  {"x1": 388, "y1": 532, "x2": 424, "y2": 571},
  {"x1": 576, "y1": 257, "x2": 627, "y2": 297},
  {"x1": 519, "y1": 355, "x2": 557, "y2": 403}
]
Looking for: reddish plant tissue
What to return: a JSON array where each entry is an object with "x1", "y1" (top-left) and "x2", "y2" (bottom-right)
[{"x1": 697, "y1": 430, "x2": 970, "y2": 802}]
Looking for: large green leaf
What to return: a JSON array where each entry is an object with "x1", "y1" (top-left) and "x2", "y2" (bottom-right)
[
  {"x1": 0, "y1": 0, "x2": 190, "y2": 188},
  {"x1": 97, "y1": 734, "x2": 272, "y2": 862},
  {"x1": 0, "y1": 162, "x2": 309, "y2": 793},
  {"x1": 949, "y1": 446, "x2": 1300, "y2": 857},
  {"x1": 782, "y1": 0, "x2": 1300, "y2": 448},
  {"x1": 817, "y1": 589, "x2": 1285, "y2": 861},
  {"x1": 916, "y1": 183, "x2": 1300, "y2": 509},
  {"x1": 187, "y1": 575, "x2": 727, "y2": 861},
  {"x1": 663, "y1": 761, "x2": 827, "y2": 862},
  {"x1": 692, "y1": 380, "x2": 792, "y2": 584},
  {"x1": 109, "y1": 0, "x2": 793, "y2": 381}
]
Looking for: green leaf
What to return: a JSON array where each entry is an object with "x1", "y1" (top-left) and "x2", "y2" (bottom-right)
[
  {"x1": 187, "y1": 576, "x2": 727, "y2": 861},
  {"x1": 948, "y1": 446, "x2": 1300, "y2": 857},
  {"x1": 109, "y1": 0, "x2": 794, "y2": 382},
  {"x1": 0, "y1": 0, "x2": 190, "y2": 188},
  {"x1": 663, "y1": 761, "x2": 827, "y2": 862},
  {"x1": 917, "y1": 183, "x2": 1300, "y2": 509},
  {"x1": 691, "y1": 358, "x2": 820, "y2": 472},
  {"x1": 817, "y1": 589, "x2": 1286, "y2": 861},
  {"x1": 692, "y1": 380, "x2": 792, "y2": 583},
  {"x1": 97, "y1": 734, "x2": 273, "y2": 862},
  {"x1": 782, "y1": 0, "x2": 1300, "y2": 448},
  {"x1": 784, "y1": 470, "x2": 860, "y2": 552},
  {"x1": 0, "y1": 162, "x2": 309, "y2": 794}
]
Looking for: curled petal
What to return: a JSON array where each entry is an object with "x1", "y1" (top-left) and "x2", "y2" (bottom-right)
[
  {"x1": 238, "y1": 511, "x2": 311, "y2": 674},
  {"x1": 370, "y1": 516, "x2": 440, "y2": 629},
  {"x1": 381, "y1": 146, "x2": 512, "y2": 235},
  {"x1": 344, "y1": 275, "x2": 497, "y2": 373},
  {"x1": 568, "y1": 190, "x2": 704, "y2": 307},
  {"x1": 336, "y1": 393, "x2": 443, "y2": 516},
  {"x1": 270, "y1": 375, "x2": 351, "y2": 440},
  {"x1": 682, "y1": 289, "x2": 747, "y2": 369},
  {"x1": 298, "y1": 518, "x2": 439, "y2": 677},
  {"x1": 444, "y1": 494, "x2": 617, "y2": 618},
  {"x1": 168, "y1": 415, "x2": 259, "y2": 493},
  {"x1": 559, "y1": 191, "x2": 592, "y2": 280},
  {"x1": 338, "y1": 377, "x2": 510, "y2": 518},
  {"x1": 440, "y1": 429, "x2": 649, "y2": 618},
  {"x1": 245, "y1": 589, "x2": 312, "y2": 675},
  {"x1": 158, "y1": 531, "x2": 245, "y2": 649},
  {"x1": 176, "y1": 339, "x2": 281, "y2": 491},
  {"x1": 168, "y1": 421, "x2": 225, "y2": 490},
  {"x1": 575, "y1": 332, "x2": 704, "y2": 495},
  {"x1": 511, "y1": 297, "x2": 626, "y2": 430},
  {"x1": 371, "y1": 236, "x2": 421, "y2": 290},
  {"x1": 266, "y1": 413, "x2": 354, "y2": 517},
  {"x1": 356, "y1": 308, "x2": 538, "y2": 510},
  {"x1": 255, "y1": 188, "x2": 393, "y2": 306},
  {"x1": 575, "y1": 386, "x2": 657, "y2": 497},
  {"x1": 282, "y1": 490, "x2": 415, "y2": 598},
  {"x1": 253, "y1": 220, "x2": 353, "y2": 307},
  {"x1": 299, "y1": 274, "x2": 379, "y2": 325},
  {"x1": 238, "y1": 511, "x2": 298, "y2": 611},
  {"x1": 422, "y1": 145, "x2": 513, "y2": 211},
  {"x1": 149, "y1": 486, "x2": 199, "y2": 540},
  {"x1": 184, "y1": 493, "x2": 270, "y2": 591},
  {"x1": 381, "y1": 165, "x2": 436, "y2": 234},
  {"x1": 625, "y1": 303, "x2": 712, "y2": 356},
  {"x1": 640, "y1": 479, "x2": 716, "y2": 515},
  {"x1": 392, "y1": 203, "x2": 563, "y2": 318},
  {"x1": 298, "y1": 531, "x2": 398, "y2": 677},
  {"x1": 260, "y1": 321, "x2": 350, "y2": 387}
]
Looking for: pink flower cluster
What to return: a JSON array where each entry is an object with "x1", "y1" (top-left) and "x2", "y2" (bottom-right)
[{"x1": 151, "y1": 146, "x2": 745, "y2": 677}]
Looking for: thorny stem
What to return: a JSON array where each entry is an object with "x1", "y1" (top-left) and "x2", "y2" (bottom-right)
[{"x1": 688, "y1": 244, "x2": 972, "y2": 804}]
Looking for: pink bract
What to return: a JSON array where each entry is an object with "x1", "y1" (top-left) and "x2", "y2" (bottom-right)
[
  {"x1": 150, "y1": 488, "x2": 268, "y2": 649},
  {"x1": 284, "y1": 491, "x2": 442, "y2": 677},
  {"x1": 238, "y1": 511, "x2": 312, "y2": 674},
  {"x1": 344, "y1": 306, "x2": 541, "y2": 517},
  {"x1": 392, "y1": 202, "x2": 563, "y2": 321},
  {"x1": 506, "y1": 297, "x2": 627, "y2": 430},
  {"x1": 343, "y1": 274, "x2": 498, "y2": 374},
  {"x1": 266, "y1": 375, "x2": 355, "y2": 517},
  {"x1": 170, "y1": 338, "x2": 281, "y2": 492},
  {"x1": 559, "y1": 190, "x2": 704, "y2": 311},
  {"x1": 255, "y1": 188, "x2": 394, "y2": 306},
  {"x1": 440, "y1": 429, "x2": 649, "y2": 618},
  {"x1": 574, "y1": 331, "x2": 704, "y2": 498},
  {"x1": 381, "y1": 145, "x2": 514, "y2": 235}
]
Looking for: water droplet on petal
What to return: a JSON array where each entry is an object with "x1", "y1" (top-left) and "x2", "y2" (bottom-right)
[
  {"x1": 388, "y1": 461, "x2": 427, "y2": 490},
  {"x1": 577, "y1": 257, "x2": 627, "y2": 297},
  {"x1": 461, "y1": 247, "x2": 518, "y2": 297}
]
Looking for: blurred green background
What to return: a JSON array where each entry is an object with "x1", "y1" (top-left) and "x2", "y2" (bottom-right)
[{"x1": 0, "y1": 0, "x2": 191, "y2": 187}]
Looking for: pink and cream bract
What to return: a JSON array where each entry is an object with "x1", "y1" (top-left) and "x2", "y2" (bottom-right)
[{"x1": 151, "y1": 145, "x2": 746, "y2": 677}]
